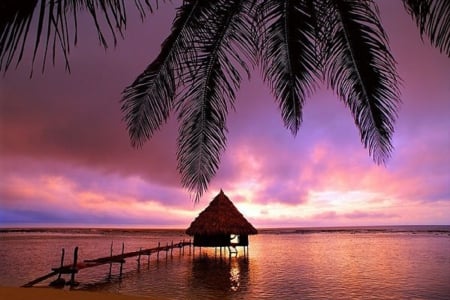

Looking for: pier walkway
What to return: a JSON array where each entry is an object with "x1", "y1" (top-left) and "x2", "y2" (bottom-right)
[{"x1": 23, "y1": 240, "x2": 192, "y2": 287}]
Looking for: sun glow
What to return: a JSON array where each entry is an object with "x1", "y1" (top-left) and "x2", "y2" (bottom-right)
[
  {"x1": 308, "y1": 190, "x2": 393, "y2": 212},
  {"x1": 227, "y1": 187, "x2": 403, "y2": 227}
]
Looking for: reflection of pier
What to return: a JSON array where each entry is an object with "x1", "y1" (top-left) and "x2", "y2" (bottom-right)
[{"x1": 22, "y1": 240, "x2": 192, "y2": 287}]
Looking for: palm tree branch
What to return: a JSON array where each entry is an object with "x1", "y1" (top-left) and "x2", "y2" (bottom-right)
[
  {"x1": 324, "y1": 0, "x2": 401, "y2": 164},
  {"x1": 176, "y1": 0, "x2": 256, "y2": 201},
  {"x1": 403, "y1": 0, "x2": 450, "y2": 56},
  {"x1": 0, "y1": 0, "x2": 157, "y2": 74},
  {"x1": 259, "y1": 0, "x2": 321, "y2": 135},
  {"x1": 121, "y1": 1, "x2": 200, "y2": 148},
  {"x1": 0, "y1": 1, "x2": 38, "y2": 72}
]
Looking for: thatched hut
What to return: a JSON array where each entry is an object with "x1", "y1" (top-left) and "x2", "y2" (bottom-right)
[{"x1": 186, "y1": 190, "x2": 257, "y2": 255}]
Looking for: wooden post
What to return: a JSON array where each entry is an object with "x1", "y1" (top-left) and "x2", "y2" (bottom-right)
[
  {"x1": 157, "y1": 242, "x2": 160, "y2": 261},
  {"x1": 170, "y1": 241, "x2": 173, "y2": 257},
  {"x1": 69, "y1": 247, "x2": 78, "y2": 285},
  {"x1": 108, "y1": 242, "x2": 113, "y2": 278},
  {"x1": 57, "y1": 248, "x2": 65, "y2": 279},
  {"x1": 166, "y1": 243, "x2": 169, "y2": 260},
  {"x1": 137, "y1": 247, "x2": 142, "y2": 271},
  {"x1": 119, "y1": 243, "x2": 125, "y2": 278}
]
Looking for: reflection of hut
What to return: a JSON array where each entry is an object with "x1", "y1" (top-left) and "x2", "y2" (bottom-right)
[
  {"x1": 186, "y1": 190, "x2": 258, "y2": 257},
  {"x1": 190, "y1": 255, "x2": 250, "y2": 293}
]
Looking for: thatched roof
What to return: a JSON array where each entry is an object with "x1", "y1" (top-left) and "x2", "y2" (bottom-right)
[{"x1": 186, "y1": 190, "x2": 258, "y2": 236}]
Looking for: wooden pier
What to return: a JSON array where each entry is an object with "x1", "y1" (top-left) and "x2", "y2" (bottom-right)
[{"x1": 23, "y1": 240, "x2": 192, "y2": 287}]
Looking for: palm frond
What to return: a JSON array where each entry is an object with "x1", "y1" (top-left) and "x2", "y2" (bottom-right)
[
  {"x1": 121, "y1": 1, "x2": 200, "y2": 148},
  {"x1": 0, "y1": 0, "x2": 156, "y2": 74},
  {"x1": 323, "y1": 0, "x2": 401, "y2": 164},
  {"x1": 258, "y1": 0, "x2": 321, "y2": 135},
  {"x1": 403, "y1": 0, "x2": 450, "y2": 56},
  {"x1": 176, "y1": 0, "x2": 257, "y2": 202}
]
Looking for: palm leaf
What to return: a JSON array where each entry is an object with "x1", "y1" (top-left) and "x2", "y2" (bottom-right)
[
  {"x1": 322, "y1": 0, "x2": 401, "y2": 164},
  {"x1": 403, "y1": 0, "x2": 450, "y2": 56},
  {"x1": 176, "y1": 0, "x2": 257, "y2": 202},
  {"x1": 0, "y1": 0, "x2": 156, "y2": 74},
  {"x1": 121, "y1": 1, "x2": 200, "y2": 148},
  {"x1": 1, "y1": 1, "x2": 39, "y2": 72},
  {"x1": 258, "y1": 0, "x2": 321, "y2": 135}
]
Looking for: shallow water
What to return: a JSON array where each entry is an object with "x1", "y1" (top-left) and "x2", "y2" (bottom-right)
[{"x1": 1, "y1": 226, "x2": 449, "y2": 299}]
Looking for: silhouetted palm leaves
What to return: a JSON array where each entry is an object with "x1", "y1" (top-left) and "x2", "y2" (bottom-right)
[
  {"x1": 404, "y1": 0, "x2": 450, "y2": 54},
  {"x1": 0, "y1": 0, "x2": 156, "y2": 74},
  {"x1": 1, "y1": 0, "x2": 449, "y2": 201}
]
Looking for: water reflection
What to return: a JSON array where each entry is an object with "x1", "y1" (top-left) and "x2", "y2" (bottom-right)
[
  {"x1": 190, "y1": 255, "x2": 249, "y2": 295},
  {"x1": 2, "y1": 229, "x2": 449, "y2": 299},
  {"x1": 229, "y1": 259, "x2": 241, "y2": 291}
]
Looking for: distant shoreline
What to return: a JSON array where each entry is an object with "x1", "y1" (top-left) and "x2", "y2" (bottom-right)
[{"x1": 1, "y1": 225, "x2": 449, "y2": 235}]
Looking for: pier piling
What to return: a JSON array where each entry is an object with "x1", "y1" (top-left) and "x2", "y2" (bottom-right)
[
  {"x1": 57, "y1": 248, "x2": 65, "y2": 280},
  {"x1": 68, "y1": 247, "x2": 78, "y2": 286},
  {"x1": 119, "y1": 243, "x2": 125, "y2": 278},
  {"x1": 137, "y1": 247, "x2": 142, "y2": 270},
  {"x1": 108, "y1": 242, "x2": 113, "y2": 278}
]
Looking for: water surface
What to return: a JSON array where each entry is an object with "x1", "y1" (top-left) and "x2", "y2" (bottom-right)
[{"x1": 1, "y1": 226, "x2": 449, "y2": 299}]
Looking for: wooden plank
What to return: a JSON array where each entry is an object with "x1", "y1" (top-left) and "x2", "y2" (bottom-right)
[
  {"x1": 22, "y1": 271, "x2": 58, "y2": 287},
  {"x1": 23, "y1": 240, "x2": 192, "y2": 287},
  {"x1": 83, "y1": 241, "x2": 191, "y2": 265}
]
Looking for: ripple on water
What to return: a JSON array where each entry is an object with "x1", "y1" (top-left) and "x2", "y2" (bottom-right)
[{"x1": 1, "y1": 229, "x2": 449, "y2": 299}]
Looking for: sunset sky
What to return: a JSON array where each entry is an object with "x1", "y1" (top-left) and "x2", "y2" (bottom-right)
[{"x1": 1, "y1": 1, "x2": 449, "y2": 228}]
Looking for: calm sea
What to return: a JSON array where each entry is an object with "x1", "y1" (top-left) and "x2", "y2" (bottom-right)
[{"x1": 0, "y1": 226, "x2": 449, "y2": 299}]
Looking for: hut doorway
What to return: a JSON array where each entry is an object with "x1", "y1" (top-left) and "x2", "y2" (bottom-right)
[{"x1": 230, "y1": 234, "x2": 240, "y2": 245}]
